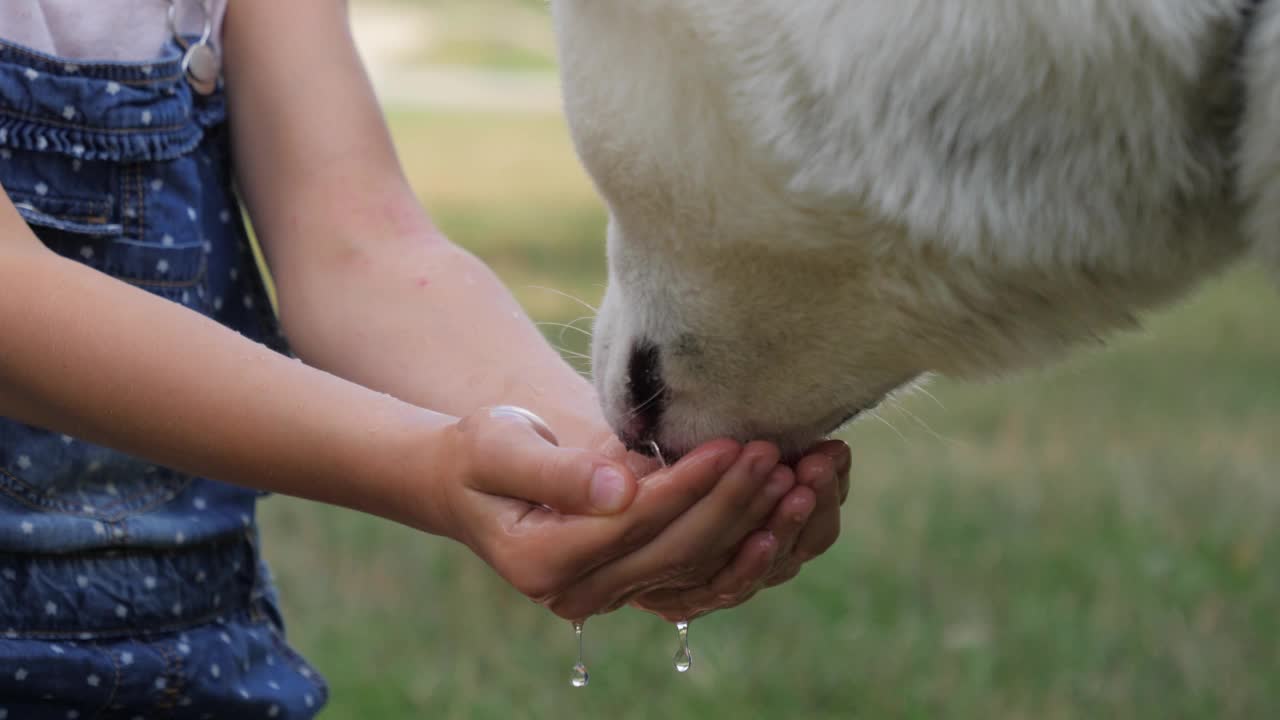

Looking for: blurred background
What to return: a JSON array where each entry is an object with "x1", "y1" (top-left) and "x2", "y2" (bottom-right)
[{"x1": 258, "y1": 1, "x2": 1280, "y2": 717}]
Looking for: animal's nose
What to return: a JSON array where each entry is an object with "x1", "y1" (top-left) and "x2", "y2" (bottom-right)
[{"x1": 620, "y1": 342, "x2": 667, "y2": 453}]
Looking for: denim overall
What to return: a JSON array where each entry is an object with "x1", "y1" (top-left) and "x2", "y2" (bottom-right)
[{"x1": 0, "y1": 35, "x2": 327, "y2": 719}]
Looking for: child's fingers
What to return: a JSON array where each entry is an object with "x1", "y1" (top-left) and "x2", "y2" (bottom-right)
[
  {"x1": 806, "y1": 439, "x2": 852, "y2": 502},
  {"x1": 641, "y1": 483, "x2": 816, "y2": 620},
  {"x1": 632, "y1": 530, "x2": 780, "y2": 622},
  {"x1": 485, "y1": 440, "x2": 743, "y2": 611},
  {"x1": 763, "y1": 453, "x2": 844, "y2": 586},
  {"x1": 625, "y1": 466, "x2": 798, "y2": 617},
  {"x1": 546, "y1": 441, "x2": 784, "y2": 620},
  {"x1": 762, "y1": 485, "x2": 818, "y2": 573},
  {"x1": 633, "y1": 482, "x2": 820, "y2": 619}
]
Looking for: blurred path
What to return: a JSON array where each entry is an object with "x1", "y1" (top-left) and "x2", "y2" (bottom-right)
[{"x1": 349, "y1": 3, "x2": 564, "y2": 114}]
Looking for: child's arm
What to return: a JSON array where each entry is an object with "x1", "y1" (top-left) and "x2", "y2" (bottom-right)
[
  {"x1": 222, "y1": 0, "x2": 612, "y2": 449},
  {"x1": 0, "y1": 192, "x2": 796, "y2": 618},
  {"x1": 0, "y1": 195, "x2": 441, "y2": 525}
]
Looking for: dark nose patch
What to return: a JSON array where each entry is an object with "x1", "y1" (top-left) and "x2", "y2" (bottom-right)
[{"x1": 622, "y1": 342, "x2": 667, "y2": 452}]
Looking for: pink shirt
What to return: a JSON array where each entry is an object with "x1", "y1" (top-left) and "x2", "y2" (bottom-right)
[{"x1": 0, "y1": 0, "x2": 227, "y2": 62}]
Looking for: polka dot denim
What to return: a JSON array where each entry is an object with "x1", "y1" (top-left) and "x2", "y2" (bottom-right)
[{"x1": 0, "y1": 36, "x2": 326, "y2": 718}]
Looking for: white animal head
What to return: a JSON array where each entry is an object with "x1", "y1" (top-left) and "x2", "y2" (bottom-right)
[{"x1": 551, "y1": 0, "x2": 1250, "y2": 458}]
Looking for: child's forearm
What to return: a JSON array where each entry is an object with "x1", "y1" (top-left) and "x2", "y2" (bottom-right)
[
  {"x1": 219, "y1": 0, "x2": 610, "y2": 452},
  {"x1": 273, "y1": 232, "x2": 611, "y2": 451},
  {"x1": 0, "y1": 221, "x2": 451, "y2": 533}
]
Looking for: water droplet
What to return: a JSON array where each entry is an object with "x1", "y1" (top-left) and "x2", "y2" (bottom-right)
[
  {"x1": 569, "y1": 621, "x2": 590, "y2": 688},
  {"x1": 673, "y1": 620, "x2": 693, "y2": 673}
]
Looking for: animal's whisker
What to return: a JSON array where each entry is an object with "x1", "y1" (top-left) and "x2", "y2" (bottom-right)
[
  {"x1": 557, "y1": 356, "x2": 594, "y2": 382},
  {"x1": 524, "y1": 285, "x2": 599, "y2": 315},
  {"x1": 905, "y1": 377, "x2": 945, "y2": 411},
  {"x1": 537, "y1": 321, "x2": 595, "y2": 342},
  {"x1": 561, "y1": 315, "x2": 597, "y2": 345},
  {"x1": 628, "y1": 389, "x2": 666, "y2": 419},
  {"x1": 624, "y1": 383, "x2": 668, "y2": 421},
  {"x1": 866, "y1": 408, "x2": 906, "y2": 442},
  {"x1": 545, "y1": 334, "x2": 594, "y2": 370},
  {"x1": 555, "y1": 348, "x2": 593, "y2": 362},
  {"x1": 562, "y1": 315, "x2": 597, "y2": 334},
  {"x1": 884, "y1": 399, "x2": 958, "y2": 447}
]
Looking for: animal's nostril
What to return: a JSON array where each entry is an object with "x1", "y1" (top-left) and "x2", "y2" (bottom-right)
[{"x1": 623, "y1": 342, "x2": 666, "y2": 450}]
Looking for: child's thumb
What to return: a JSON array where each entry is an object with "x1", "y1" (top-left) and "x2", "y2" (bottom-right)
[{"x1": 477, "y1": 406, "x2": 637, "y2": 515}]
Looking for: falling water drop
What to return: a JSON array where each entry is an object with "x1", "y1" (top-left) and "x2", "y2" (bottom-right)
[
  {"x1": 673, "y1": 620, "x2": 693, "y2": 673},
  {"x1": 570, "y1": 622, "x2": 590, "y2": 688},
  {"x1": 651, "y1": 445, "x2": 691, "y2": 673}
]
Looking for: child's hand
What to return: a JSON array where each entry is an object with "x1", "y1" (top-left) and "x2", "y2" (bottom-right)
[
  {"x1": 626, "y1": 440, "x2": 851, "y2": 622},
  {"x1": 431, "y1": 407, "x2": 795, "y2": 621}
]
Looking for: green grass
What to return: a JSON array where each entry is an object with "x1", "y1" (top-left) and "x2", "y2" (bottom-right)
[{"x1": 258, "y1": 109, "x2": 1280, "y2": 719}]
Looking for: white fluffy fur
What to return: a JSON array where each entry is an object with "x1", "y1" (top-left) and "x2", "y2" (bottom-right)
[{"x1": 549, "y1": 0, "x2": 1279, "y2": 456}]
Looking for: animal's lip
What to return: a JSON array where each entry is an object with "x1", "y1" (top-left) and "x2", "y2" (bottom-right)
[
  {"x1": 632, "y1": 376, "x2": 916, "y2": 465},
  {"x1": 638, "y1": 399, "x2": 881, "y2": 466}
]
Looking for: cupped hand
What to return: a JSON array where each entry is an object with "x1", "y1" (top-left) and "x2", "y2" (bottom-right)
[
  {"x1": 542, "y1": 419, "x2": 854, "y2": 622},
  {"x1": 437, "y1": 407, "x2": 796, "y2": 621},
  {"x1": 626, "y1": 439, "x2": 852, "y2": 622}
]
